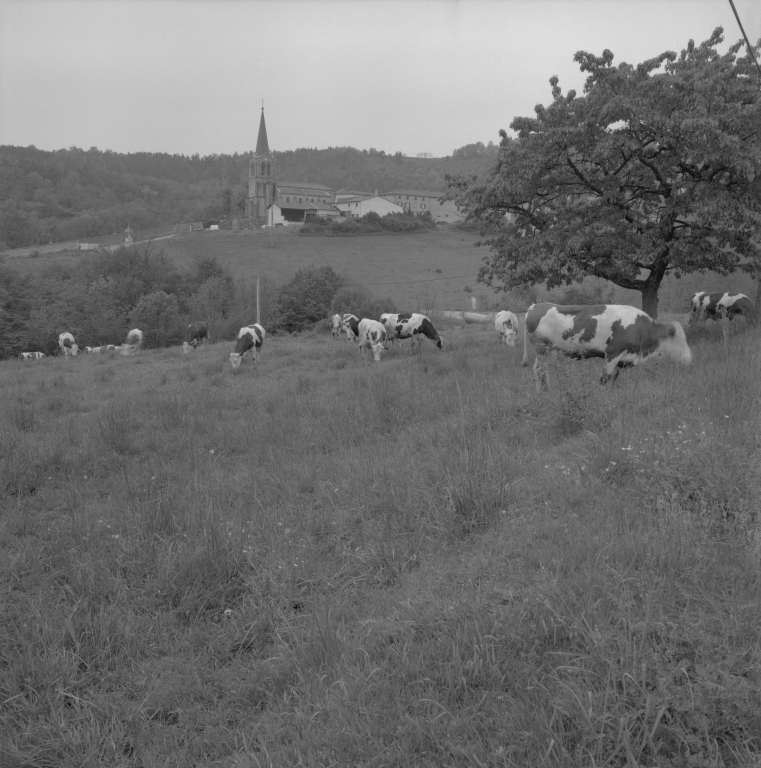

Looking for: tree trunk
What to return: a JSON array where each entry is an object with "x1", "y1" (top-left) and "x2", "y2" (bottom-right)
[
  {"x1": 755, "y1": 277, "x2": 761, "y2": 313},
  {"x1": 640, "y1": 285, "x2": 660, "y2": 318}
]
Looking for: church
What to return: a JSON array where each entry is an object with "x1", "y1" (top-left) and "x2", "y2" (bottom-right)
[{"x1": 245, "y1": 108, "x2": 340, "y2": 224}]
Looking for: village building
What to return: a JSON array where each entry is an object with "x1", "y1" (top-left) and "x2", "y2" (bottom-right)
[{"x1": 335, "y1": 194, "x2": 403, "y2": 218}]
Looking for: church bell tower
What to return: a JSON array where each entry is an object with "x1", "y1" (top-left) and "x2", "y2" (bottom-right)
[{"x1": 246, "y1": 106, "x2": 276, "y2": 221}]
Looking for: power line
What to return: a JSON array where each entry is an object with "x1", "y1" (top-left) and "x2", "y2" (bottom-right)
[{"x1": 728, "y1": 0, "x2": 761, "y2": 78}]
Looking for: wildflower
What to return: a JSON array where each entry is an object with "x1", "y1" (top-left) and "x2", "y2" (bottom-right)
[
  {"x1": 209, "y1": 448, "x2": 215, "y2": 454},
  {"x1": 224, "y1": 609, "x2": 232, "y2": 618}
]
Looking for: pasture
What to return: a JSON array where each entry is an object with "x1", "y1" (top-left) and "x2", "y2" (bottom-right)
[{"x1": 1, "y1": 317, "x2": 760, "y2": 767}]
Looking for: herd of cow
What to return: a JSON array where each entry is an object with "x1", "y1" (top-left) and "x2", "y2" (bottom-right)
[{"x1": 15, "y1": 291, "x2": 754, "y2": 392}]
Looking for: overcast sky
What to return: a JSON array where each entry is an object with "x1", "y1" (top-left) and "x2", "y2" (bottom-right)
[{"x1": 1, "y1": 0, "x2": 759, "y2": 159}]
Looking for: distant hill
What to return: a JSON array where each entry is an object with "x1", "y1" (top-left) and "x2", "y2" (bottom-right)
[{"x1": 0, "y1": 142, "x2": 499, "y2": 250}]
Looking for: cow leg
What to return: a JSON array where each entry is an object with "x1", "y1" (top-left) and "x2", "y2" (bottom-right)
[{"x1": 533, "y1": 355, "x2": 549, "y2": 392}]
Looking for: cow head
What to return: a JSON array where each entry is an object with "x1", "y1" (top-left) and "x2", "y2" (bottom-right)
[
  {"x1": 229, "y1": 352, "x2": 243, "y2": 369},
  {"x1": 70, "y1": 344, "x2": 79, "y2": 356},
  {"x1": 660, "y1": 321, "x2": 692, "y2": 366}
]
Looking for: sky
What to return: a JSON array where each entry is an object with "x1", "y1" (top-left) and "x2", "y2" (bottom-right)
[{"x1": 1, "y1": 0, "x2": 760, "y2": 159}]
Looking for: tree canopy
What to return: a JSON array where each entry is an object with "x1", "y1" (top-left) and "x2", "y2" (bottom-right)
[{"x1": 449, "y1": 28, "x2": 761, "y2": 317}]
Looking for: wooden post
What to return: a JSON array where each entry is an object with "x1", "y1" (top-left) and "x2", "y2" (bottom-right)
[
  {"x1": 269, "y1": 187, "x2": 274, "y2": 249},
  {"x1": 256, "y1": 277, "x2": 260, "y2": 325}
]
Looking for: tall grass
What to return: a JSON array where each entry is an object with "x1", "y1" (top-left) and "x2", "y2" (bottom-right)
[{"x1": 1, "y1": 322, "x2": 759, "y2": 766}]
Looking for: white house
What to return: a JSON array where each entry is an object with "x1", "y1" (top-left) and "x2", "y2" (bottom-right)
[
  {"x1": 267, "y1": 200, "x2": 342, "y2": 225},
  {"x1": 334, "y1": 195, "x2": 403, "y2": 218}
]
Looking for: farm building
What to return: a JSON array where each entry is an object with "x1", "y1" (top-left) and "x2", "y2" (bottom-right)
[
  {"x1": 335, "y1": 195, "x2": 403, "y2": 218},
  {"x1": 267, "y1": 200, "x2": 342, "y2": 225}
]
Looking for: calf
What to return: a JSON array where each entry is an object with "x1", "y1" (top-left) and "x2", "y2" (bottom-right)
[
  {"x1": 183, "y1": 321, "x2": 209, "y2": 353},
  {"x1": 119, "y1": 328, "x2": 143, "y2": 356},
  {"x1": 330, "y1": 314, "x2": 343, "y2": 338},
  {"x1": 380, "y1": 313, "x2": 443, "y2": 350},
  {"x1": 19, "y1": 352, "x2": 33, "y2": 361},
  {"x1": 341, "y1": 314, "x2": 360, "y2": 343},
  {"x1": 494, "y1": 310, "x2": 519, "y2": 347},
  {"x1": 58, "y1": 332, "x2": 79, "y2": 358},
  {"x1": 522, "y1": 303, "x2": 692, "y2": 391},
  {"x1": 106, "y1": 345, "x2": 116, "y2": 352},
  {"x1": 230, "y1": 324, "x2": 265, "y2": 368},
  {"x1": 358, "y1": 319, "x2": 387, "y2": 361},
  {"x1": 690, "y1": 292, "x2": 755, "y2": 323}
]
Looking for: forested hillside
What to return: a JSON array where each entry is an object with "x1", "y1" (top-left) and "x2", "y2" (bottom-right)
[{"x1": 0, "y1": 142, "x2": 498, "y2": 249}]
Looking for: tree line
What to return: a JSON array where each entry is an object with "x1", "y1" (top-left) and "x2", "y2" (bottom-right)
[
  {"x1": 0, "y1": 244, "x2": 393, "y2": 359},
  {"x1": 0, "y1": 142, "x2": 499, "y2": 250}
]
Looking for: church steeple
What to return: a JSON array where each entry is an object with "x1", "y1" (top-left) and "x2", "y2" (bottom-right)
[{"x1": 255, "y1": 106, "x2": 269, "y2": 155}]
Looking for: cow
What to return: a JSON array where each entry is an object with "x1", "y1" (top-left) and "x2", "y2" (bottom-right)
[
  {"x1": 357, "y1": 319, "x2": 387, "y2": 361},
  {"x1": 230, "y1": 324, "x2": 265, "y2": 369},
  {"x1": 522, "y1": 303, "x2": 692, "y2": 392},
  {"x1": 58, "y1": 332, "x2": 79, "y2": 358},
  {"x1": 84, "y1": 346, "x2": 103, "y2": 354},
  {"x1": 341, "y1": 314, "x2": 360, "y2": 343},
  {"x1": 19, "y1": 352, "x2": 33, "y2": 361},
  {"x1": 690, "y1": 292, "x2": 756, "y2": 323},
  {"x1": 183, "y1": 322, "x2": 209, "y2": 353},
  {"x1": 494, "y1": 310, "x2": 519, "y2": 347},
  {"x1": 106, "y1": 345, "x2": 116, "y2": 352},
  {"x1": 32, "y1": 352, "x2": 46, "y2": 360},
  {"x1": 380, "y1": 313, "x2": 443, "y2": 350},
  {"x1": 330, "y1": 314, "x2": 343, "y2": 339},
  {"x1": 119, "y1": 328, "x2": 143, "y2": 356}
]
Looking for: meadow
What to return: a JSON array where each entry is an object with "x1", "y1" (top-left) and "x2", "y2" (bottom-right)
[{"x1": 1, "y1": 313, "x2": 760, "y2": 767}]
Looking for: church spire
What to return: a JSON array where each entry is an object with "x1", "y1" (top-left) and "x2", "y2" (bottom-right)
[{"x1": 255, "y1": 106, "x2": 270, "y2": 155}]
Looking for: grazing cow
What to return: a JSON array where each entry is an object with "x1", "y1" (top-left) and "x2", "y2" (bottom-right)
[
  {"x1": 58, "y1": 332, "x2": 79, "y2": 358},
  {"x1": 341, "y1": 314, "x2": 360, "y2": 343},
  {"x1": 230, "y1": 324, "x2": 265, "y2": 369},
  {"x1": 33, "y1": 352, "x2": 46, "y2": 360},
  {"x1": 106, "y1": 345, "x2": 116, "y2": 352},
  {"x1": 357, "y1": 319, "x2": 387, "y2": 361},
  {"x1": 330, "y1": 314, "x2": 343, "y2": 339},
  {"x1": 84, "y1": 346, "x2": 103, "y2": 354},
  {"x1": 380, "y1": 313, "x2": 443, "y2": 350},
  {"x1": 522, "y1": 303, "x2": 692, "y2": 391},
  {"x1": 119, "y1": 328, "x2": 144, "y2": 356},
  {"x1": 19, "y1": 352, "x2": 33, "y2": 361},
  {"x1": 494, "y1": 310, "x2": 519, "y2": 347},
  {"x1": 183, "y1": 322, "x2": 209, "y2": 353},
  {"x1": 690, "y1": 292, "x2": 755, "y2": 323}
]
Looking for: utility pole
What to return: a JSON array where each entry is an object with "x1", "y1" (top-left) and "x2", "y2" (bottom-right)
[{"x1": 256, "y1": 276, "x2": 261, "y2": 325}]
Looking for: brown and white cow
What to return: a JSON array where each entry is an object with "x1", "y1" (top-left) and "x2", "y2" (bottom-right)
[
  {"x1": 183, "y1": 322, "x2": 209, "y2": 353},
  {"x1": 341, "y1": 314, "x2": 360, "y2": 343},
  {"x1": 690, "y1": 292, "x2": 755, "y2": 323},
  {"x1": 33, "y1": 351, "x2": 46, "y2": 360},
  {"x1": 230, "y1": 324, "x2": 265, "y2": 368},
  {"x1": 19, "y1": 352, "x2": 33, "y2": 361},
  {"x1": 522, "y1": 303, "x2": 692, "y2": 391},
  {"x1": 58, "y1": 332, "x2": 79, "y2": 358},
  {"x1": 330, "y1": 314, "x2": 343, "y2": 339},
  {"x1": 84, "y1": 346, "x2": 103, "y2": 354},
  {"x1": 494, "y1": 310, "x2": 519, "y2": 347},
  {"x1": 358, "y1": 319, "x2": 387, "y2": 361},
  {"x1": 106, "y1": 344, "x2": 116, "y2": 352},
  {"x1": 379, "y1": 313, "x2": 443, "y2": 350},
  {"x1": 119, "y1": 328, "x2": 143, "y2": 356}
]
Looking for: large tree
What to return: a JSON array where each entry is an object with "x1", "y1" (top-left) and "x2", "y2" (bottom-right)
[{"x1": 450, "y1": 28, "x2": 761, "y2": 317}]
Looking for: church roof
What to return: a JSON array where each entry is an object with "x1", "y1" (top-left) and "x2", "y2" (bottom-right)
[
  {"x1": 256, "y1": 109, "x2": 270, "y2": 155},
  {"x1": 278, "y1": 181, "x2": 334, "y2": 192}
]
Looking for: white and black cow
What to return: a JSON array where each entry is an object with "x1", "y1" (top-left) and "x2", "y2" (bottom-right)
[
  {"x1": 341, "y1": 314, "x2": 360, "y2": 343},
  {"x1": 357, "y1": 319, "x2": 387, "y2": 362},
  {"x1": 58, "y1": 332, "x2": 79, "y2": 358},
  {"x1": 230, "y1": 324, "x2": 265, "y2": 369},
  {"x1": 19, "y1": 352, "x2": 33, "y2": 361},
  {"x1": 106, "y1": 344, "x2": 116, "y2": 352},
  {"x1": 84, "y1": 346, "x2": 103, "y2": 354},
  {"x1": 522, "y1": 303, "x2": 692, "y2": 391},
  {"x1": 183, "y1": 322, "x2": 209, "y2": 353},
  {"x1": 120, "y1": 328, "x2": 144, "y2": 356},
  {"x1": 380, "y1": 313, "x2": 443, "y2": 350},
  {"x1": 330, "y1": 314, "x2": 343, "y2": 339},
  {"x1": 494, "y1": 310, "x2": 519, "y2": 347},
  {"x1": 33, "y1": 351, "x2": 46, "y2": 360},
  {"x1": 690, "y1": 292, "x2": 756, "y2": 323}
]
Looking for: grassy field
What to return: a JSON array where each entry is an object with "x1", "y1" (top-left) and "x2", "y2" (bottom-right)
[
  {"x1": 2, "y1": 315, "x2": 760, "y2": 767},
  {"x1": 7, "y1": 225, "x2": 759, "y2": 320}
]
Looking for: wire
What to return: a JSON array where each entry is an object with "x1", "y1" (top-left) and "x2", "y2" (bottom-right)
[
  {"x1": 728, "y1": 0, "x2": 761, "y2": 78},
  {"x1": 363, "y1": 272, "x2": 479, "y2": 286}
]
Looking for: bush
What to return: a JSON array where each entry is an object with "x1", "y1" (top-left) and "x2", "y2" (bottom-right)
[
  {"x1": 330, "y1": 284, "x2": 396, "y2": 322},
  {"x1": 276, "y1": 265, "x2": 345, "y2": 332},
  {"x1": 129, "y1": 290, "x2": 183, "y2": 348}
]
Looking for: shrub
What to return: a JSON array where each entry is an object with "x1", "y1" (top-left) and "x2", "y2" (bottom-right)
[
  {"x1": 330, "y1": 284, "x2": 396, "y2": 322},
  {"x1": 276, "y1": 265, "x2": 345, "y2": 332}
]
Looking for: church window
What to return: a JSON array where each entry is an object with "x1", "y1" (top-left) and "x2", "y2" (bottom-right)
[
  {"x1": 299, "y1": 198, "x2": 302, "y2": 203},
  {"x1": 287, "y1": 197, "x2": 290, "y2": 203}
]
